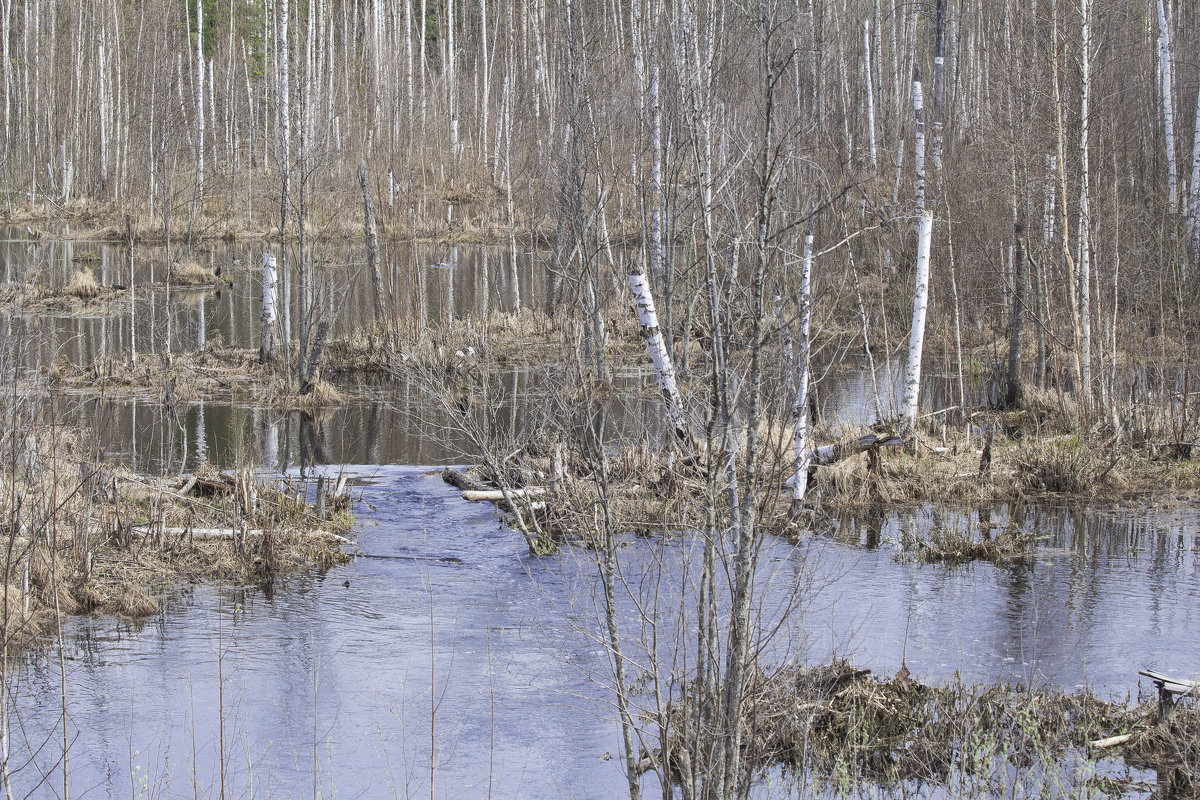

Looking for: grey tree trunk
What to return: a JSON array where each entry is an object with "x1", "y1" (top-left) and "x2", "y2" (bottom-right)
[
  {"x1": 358, "y1": 160, "x2": 385, "y2": 327},
  {"x1": 1006, "y1": 225, "x2": 1027, "y2": 406}
]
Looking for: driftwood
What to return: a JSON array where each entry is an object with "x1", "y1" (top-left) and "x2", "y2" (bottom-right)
[
  {"x1": 1089, "y1": 733, "x2": 1132, "y2": 750},
  {"x1": 787, "y1": 433, "x2": 904, "y2": 487},
  {"x1": 1139, "y1": 669, "x2": 1199, "y2": 720},
  {"x1": 461, "y1": 488, "x2": 546, "y2": 502},
  {"x1": 132, "y1": 525, "x2": 353, "y2": 545},
  {"x1": 442, "y1": 468, "x2": 487, "y2": 492}
]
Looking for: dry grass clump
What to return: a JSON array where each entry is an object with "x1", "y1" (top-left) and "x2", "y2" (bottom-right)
[
  {"x1": 172, "y1": 260, "x2": 220, "y2": 286},
  {"x1": 0, "y1": 424, "x2": 354, "y2": 647},
  {"x1": 1014, "y1": 435, "x2": 1122, "y2": 494},
  {"x1": 649, "y1": 661, "x2": 1188, "y2": 796},
  {"x1": 64, "y1": 267, "x2": 102, "y2": 299},
  {"x1": 275, "y1": 379, "x2": 348, "y2": 409}
]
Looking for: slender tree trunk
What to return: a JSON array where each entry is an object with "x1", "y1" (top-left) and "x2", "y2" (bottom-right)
[
  {"x1": 196, "y1": 0, "x2": 204, "y2": 208},
  {"x1": 913, "y1": 66, "x2": 926, "y2": 213},
  {"x1": 261, "y1": 253, "x2": 278, "y2": 363},
  {"x1": 791, "y1": 213, "x2": 814, "y2": 511},
  {"x1": 901, "y1": 211, "x2": 934, "y2": 428},
  {"x1": 864, "y1": 19, "x2": 877, "y2": 170},
  {"x1": 1078, "y1": 0, "x2": 1093, "y2": 407},
  {"x1": 1156, "y1": 0, "x2": 1179, "y2": 216},
  {"x1": 359, "y1": 161, "x2": 385, "y2": 328},
  {"x1": 1006, "y1": 225, "x2": 1027, "y2": 406}
]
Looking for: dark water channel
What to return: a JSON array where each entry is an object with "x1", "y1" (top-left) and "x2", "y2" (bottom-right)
[{"x1": 4, "y1": 233, "x2": 1200, "y2": 797}]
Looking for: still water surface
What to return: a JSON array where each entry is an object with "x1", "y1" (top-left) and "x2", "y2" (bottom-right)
[{"x1": 4, "y1": 233, "x2": 1199, "y2": 797}]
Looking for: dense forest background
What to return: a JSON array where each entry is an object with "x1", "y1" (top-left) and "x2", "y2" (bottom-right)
[{"x1": 2, "y1": 0, "x2": 1199, "y2": 408}]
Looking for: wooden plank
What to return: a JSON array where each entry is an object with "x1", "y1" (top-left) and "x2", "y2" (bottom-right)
[{"x1": 1139, "y1": 670, "x2": 1199, "y2": 693}]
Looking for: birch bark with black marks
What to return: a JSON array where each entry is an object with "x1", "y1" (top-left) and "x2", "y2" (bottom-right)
[
  {"x1": 1078, "y1": 0, "x2": 1093, "y2": 407},
  {"x1": 629, "y1": 265, "x2": 688, "y2": 443},
  {"x1": 913, "y1": 65, "x2": 926, "y2": 213},
  {"x1": 261, "y1": 252, "x2": 278, "y2": 363},
  {"x1": 864, "y1": 19, "x2": 877, "y2": 170},
  {"x1": 901, "y1": 210, "x2": 933, "y2": 428},
  {"x1": 791, "y1": 213, "x2": 814, "y2": 511},
  {"x1": 1156, "y1": 0, "x2": 1179, "y2": 216}
]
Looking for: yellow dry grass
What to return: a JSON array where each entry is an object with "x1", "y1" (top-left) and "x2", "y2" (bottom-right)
[{"x1": 64, "y1": 268, "x2": 101, "y2": 299}]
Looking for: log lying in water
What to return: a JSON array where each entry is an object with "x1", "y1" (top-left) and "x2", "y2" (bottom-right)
[
  {"x1": 461, "y1": 488, "x2": 546, "y2": 502},
  {"x1": 1089, "y1": 733, "x2": 1132, "y2": 750}
]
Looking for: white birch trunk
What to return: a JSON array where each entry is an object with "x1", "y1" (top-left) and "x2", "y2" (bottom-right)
[
  {"x1": 864, "y1": 20, "x2": 877, "y2": 170},
  {"x1": 261, "y1": 253, "x2": 278, "y2": 362},
  {"x1": 913, "y1": 67, "x2": 926, "y2": 213},
  {"x1": 629, "y1": 269, "x2": 687, "y2": 442},
  {"x1": 791, "y1": 218, "x2": 815, "y2": 506},
  {"x1": 901, "y1": 211, "x2": 934, "y2": 427},
  {"x1": 1156, "y1": 0, "x2": 1179, "y2": 215},
  {"x1": 1078, "y1": 0, "x2": 1093, "y2": 406},
  {"x1": 1188, "y1": 81, "x2": 1200, "y2": 263},
  {"x1": 651, "y1": 66, "x2": 663, "y2": 280},
  {"x1": 195, "y1": 0, "x2": 204, "y2": 204}
]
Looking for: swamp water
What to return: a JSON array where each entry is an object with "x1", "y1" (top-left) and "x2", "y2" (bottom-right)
[{"x1": 4, "y1": 235, "x2": 1200, "y2": 797}]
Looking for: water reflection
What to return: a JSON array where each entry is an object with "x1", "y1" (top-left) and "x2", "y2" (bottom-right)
[
  {"x1": 1, "y1": 231, "x2": 546, "y2": 371},
  {"x1": 8, "y1": 468, "x2": 1199, "y2": 799}
]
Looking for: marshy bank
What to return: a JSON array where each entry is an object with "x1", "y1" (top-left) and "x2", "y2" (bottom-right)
[{"x1": 0, "y1": 418, "x2": 354, "y2": 646}]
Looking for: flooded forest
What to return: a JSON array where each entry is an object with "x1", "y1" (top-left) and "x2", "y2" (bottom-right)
[{"x1": 2, "y1": 0, "x2": 1200, "y2": 797}]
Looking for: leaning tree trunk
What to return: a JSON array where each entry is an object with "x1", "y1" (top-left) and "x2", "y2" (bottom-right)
[
  {"x1": 901, "y1": 210, "x2": 933, "y2": 429},
  {"x1": 629, "y1": 262, "x2": 689, "y2": 444}
]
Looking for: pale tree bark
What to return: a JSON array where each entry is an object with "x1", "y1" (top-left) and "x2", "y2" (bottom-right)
[
  {"x1": 1188, "y1": 82, "x2": 1200, "y2": 266},
  {"x1": 1078, "y1": 0, "x2": 1093, "y2": 407},
  {"x1": 196, "y1": 0, "x2": 204, "y2": 206},
  {"x1": 1156, "y1": 0, "x2": 1179, "y2": 216},
  {"x1": 260, "y1": 253, "x2": 278, "y2": 363},
  {"x1": 791, "y1": 213, "x2": 814, "y2": 510},
  {"x1": 864, "y1": 19, "x2": 877, "y2": 170},
  {"x1": 629, "y1": 265, "x2": 688, "y2": 443},
  {"x1": 278, "y1": 0, "x2": 291, "y2": 361},
  {"x1": 1051, "y1": 0, "x2": 1084, "y2": 401},
  {"x1": 913, "y1": 66, "x2": 926, "y2": 213},
  {"x1": 901, "y1": 210, "x2": 933, "y2": 428}
]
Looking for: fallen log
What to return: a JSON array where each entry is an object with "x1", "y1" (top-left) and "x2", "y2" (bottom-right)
[
  {"x1": 461, "y1": 488, "x2": 546, "y2": 502},
  {"x1": 441, "y1": 467, "x2": 487, "y2": 492},
  {"x1": 1089, "y1": 733, "x2": 1132, "y2": 750},
  {"x1": 786, "y1": 433, "x2": 904, "y2": 486},
  {"x1": 131, "y1": 525, "x2": 353, "y2": 545}
]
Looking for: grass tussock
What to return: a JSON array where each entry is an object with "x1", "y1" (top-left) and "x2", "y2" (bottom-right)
[
  {"x1": 64, "y1": 268, "x2": 102, "y2": 299},
  {"x1": 649, "y1": 661, "x2": 1194, "y2": 796},
  {"x1": 1015, "y1": 435, "x2": 1124, "y2": 494},
  {"x1": 172, "y1": 260, "x2": 220, "y2": 286},
  {"x1": 0, "y1": 423, "x2": 354, "y2": 647}
]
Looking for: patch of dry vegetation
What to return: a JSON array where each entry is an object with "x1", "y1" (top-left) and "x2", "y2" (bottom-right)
[
  {"x1": 171, "y1": 260, "x2": 221, "y2": 286},
  {"x1": 648, "y1": 661, "x2": 1195, "y2": 797},
  {"x1": 0, "y1": 272, "x2": 126, "y2": 314},
  {"x1": 0, "y1": 424, "x2": 353, "y2": 646}
]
